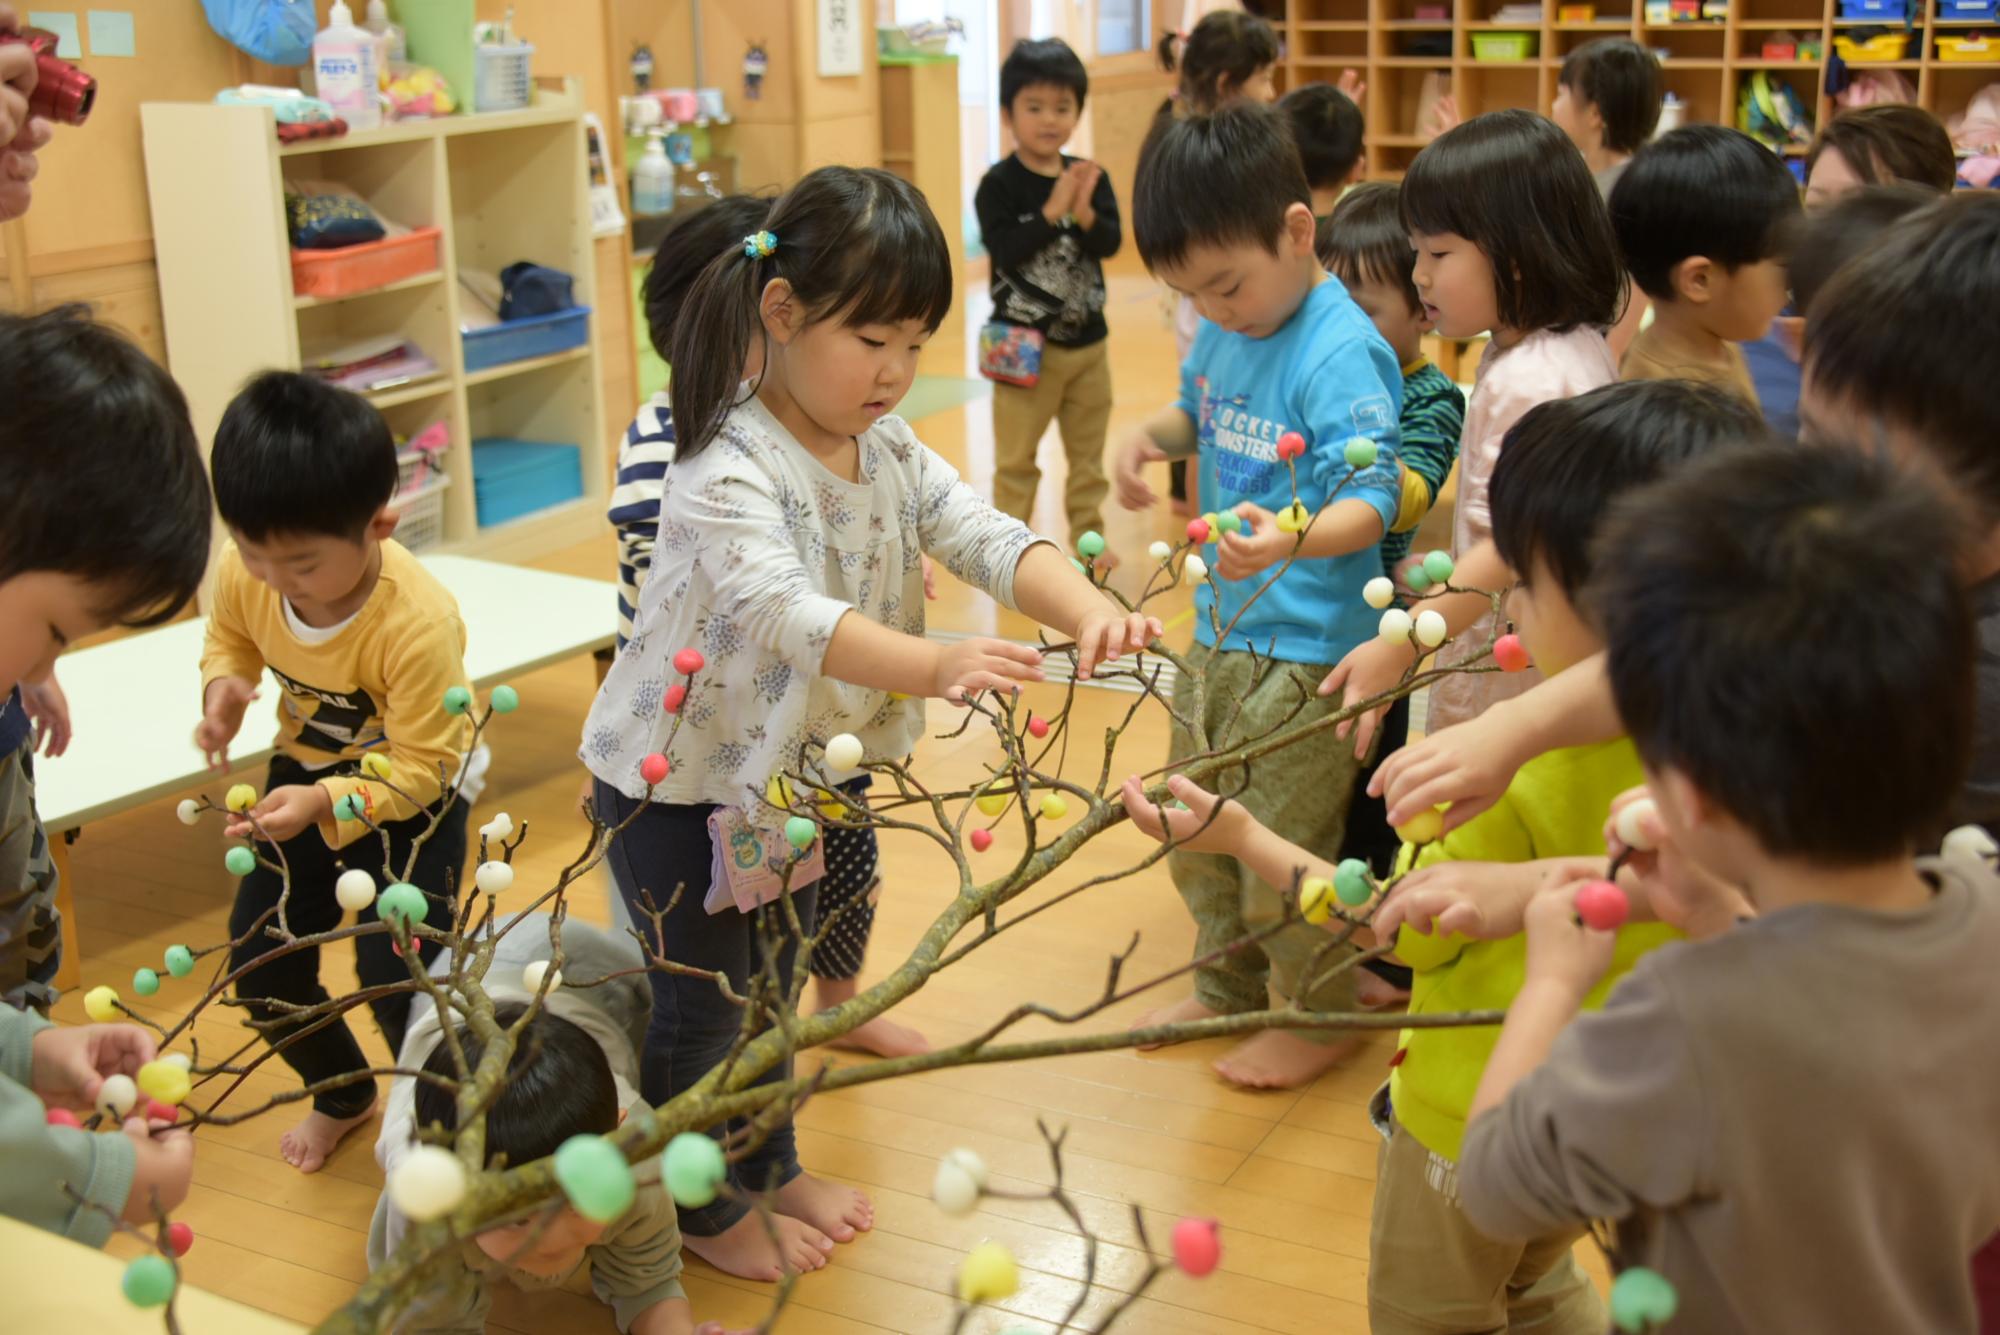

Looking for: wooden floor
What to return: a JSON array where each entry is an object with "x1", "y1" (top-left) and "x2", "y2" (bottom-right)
[{"x1": 51, "y1": 275, "x2": 1597, "y2": 1332}]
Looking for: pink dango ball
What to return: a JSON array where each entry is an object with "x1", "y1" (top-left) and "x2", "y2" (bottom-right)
[
  {"x1": 663, "y1": 684, "x2": 687, "y2": 714},
  {"x1": 1276, "y1": 430, "x2": 1306, "y2": 461},
  {"x1": 1493, "y1": 634, "x2": 1533, "y2": 673},
  {"x1": 673, "y1": 649, "x2": 705, "y2": 676},
  {"x1": 167, "y1": 1221, "x2": 195, "y2": 1258},
  {"x1": 1575, "y1": 880, "x2": 1630, "y2": 932},
  {"x1": 1172, "y1": 1217, "x2": 1222, "y2": 1277},
  {"x1": 1186, "y1": 517, "x2": 1210, "y2": 544},
  {"x1": 1027, "y1": 716, "x2": 1050, "y2": 739},
  {"x1": 970, "y1": 829, "x2": 993, "y2": 853},
  {"x1": 640, "y1": 754, "x2": 671, "y2": 786}
]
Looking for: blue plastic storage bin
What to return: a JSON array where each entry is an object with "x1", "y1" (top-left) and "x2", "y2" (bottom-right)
[
  {"x1": 472, "y1": 438, "x2": 584, "y2": 527},
  {"x1": 1839, "y1": 0, "x2": 1910, "y2": 14},
  {"x1": 1939, "y1": 0, "x2": 1995, "y2": 19},
  {"x1": 462, "y1": 307, "x2": 591, "y2": 373}
]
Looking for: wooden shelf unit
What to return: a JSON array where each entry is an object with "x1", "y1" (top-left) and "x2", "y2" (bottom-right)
[
  {"x1": 141, "y1": 81, "x2": 608, "y2": 563},
  {"x1": 1259, "y1": 0, "x2": 1991, "y2": 178}
]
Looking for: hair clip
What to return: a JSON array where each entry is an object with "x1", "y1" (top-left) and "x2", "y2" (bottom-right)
[{"x1": 743, "y1": 230, "x2": 778, "y2": 259}]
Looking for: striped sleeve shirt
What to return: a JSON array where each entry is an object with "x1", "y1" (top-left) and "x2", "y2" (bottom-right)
[
  {"x1": 608, "y1": 391, "x2": 675, "y2": 649},
  {"x1": 1381, "y1": 358, "x2": 1466, "y2": 574}
]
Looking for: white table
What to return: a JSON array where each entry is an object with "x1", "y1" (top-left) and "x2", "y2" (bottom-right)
[{"x1": 36, "y1": 556, "x2": 616, "y2": 983}]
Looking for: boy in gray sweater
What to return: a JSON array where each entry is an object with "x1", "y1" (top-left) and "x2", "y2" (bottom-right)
[
  {"x1": 368, "y1": 917, "x2": 742, "y2": 1334},
  {"x1": 1458, "y1": 445, "x2": 2000, "y2": 1333}
]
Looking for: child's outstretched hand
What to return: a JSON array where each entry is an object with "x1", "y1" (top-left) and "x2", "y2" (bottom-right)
[
  {"x1": 1114, "y1": 432, "x2": 1168, "y2": 510},
  {"x1": 1602, "y1": 787, "x2": 1751, "y2": 940},
  {"x1": 1214, "y1": 502, "x2": 1292, "y2": 581},
  {"x1": 1374, "y1": 857, "x2": 1604, "y2": 942},
  {"x1": 195, "y1": 675, "x2": 260, "y2": 772},
  {"x1": 30, "y1": 1022, "x2": 156, "y2": 1112},
  {"x1": 225, "y1": 783, "x2": 332, "y2": 843},
  {"x1": 1368, "y1": 690, "x2": 1532, "y2": 829},
  {"x1": 1073, "y1": 609, "x2": 1161, "y2": 681},
  {"x1": 121, "y1": 1116, "x2": 195, "y2": 1225},
  {"x1": 20, "y1": 673, "x2": 71, "y2": 757},
  {"x1": 1520, "y1": 883, "x2": 1617, "y2": 1002},
  {"x1": 1317, "y1": 636, "x2": 1419, "y2": 761},
  {"x1": 934, "y1": 636, "x2": 1045, "y2": 704},
  {"x1": 1118, "y1": 774, "x2": 1245, "y2": 855}
]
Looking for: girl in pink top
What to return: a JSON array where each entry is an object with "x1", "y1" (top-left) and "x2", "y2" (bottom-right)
[{"x1": 1320, "y1": 110, "x2": 1624, "y2": 746}]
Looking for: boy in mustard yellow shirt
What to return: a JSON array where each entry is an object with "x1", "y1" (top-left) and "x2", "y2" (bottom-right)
[
  {"x1": 196, "y1": 372, "x2": 471, "y2": 1175},
  {"x1": 1123, "y1": 380, "x2": 1771, "y2": 1333}
]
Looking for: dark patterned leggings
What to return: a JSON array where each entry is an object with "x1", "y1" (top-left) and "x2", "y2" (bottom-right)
[{"x1": 813, "y1": 780, "x2": 879, "y2": 981}]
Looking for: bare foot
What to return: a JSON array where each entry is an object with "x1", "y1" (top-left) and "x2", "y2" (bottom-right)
[
  {"x1": 279, "y1": 1103, "x2": 376, "y2": 1174},
  {"x1": 1129, "y1": 995, "x2": 1220, "y2": 1051},
  {"x1": 775, "y1": 1172, "x2": 874, "y2": 1243},
  {"x1": 1212, "y1": 1031, "x2": 1360, "y2": 1091},
  {"x1": 827, "y1": 1015, "x2": 931, "y2": 1058},
  {"x1": 683, "y1": 1211, "x2": 834, "y2": 1281}
]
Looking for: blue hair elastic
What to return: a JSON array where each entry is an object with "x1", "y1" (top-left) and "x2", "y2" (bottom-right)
[{"x1": 743, "y1": 230, "x2": 778, "y2": 259}]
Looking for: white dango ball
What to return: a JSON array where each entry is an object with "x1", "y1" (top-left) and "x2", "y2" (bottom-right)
[
  {"x1": 474, "y1": 860, "x2": 515, "y2": 894},
  {"x1": 1614, "y1": 798, "x2": 1661, "y2": 852},
  {"x1": 523, "y1": 960, "x2": 563, "y2": 993},
  {"x1": 1362, "y1": 577, "x2": 1395, "y2": 610},
  {"x1": 389, "y1": 1145, "x2": 468, "y2": 1222},
  {"x1": 1414, "y1": 609, "x2": 1448, "y2": 648},
  {"x1": 824, "y1": 733, "x2": 865, "y2": 771},
  {"x1": 1184, "y1": 555, "x2": 1208, "y2": 583},
  {"x1": 1378, "y1": 609, "x2": 1413, "y2": 645},
  {"x1": 335, "y1": 869, "x2": 377, "y2": 912}
]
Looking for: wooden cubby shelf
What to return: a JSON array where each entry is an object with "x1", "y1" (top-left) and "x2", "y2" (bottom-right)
[
  {"x1": 1266, "y1": 0, "x2": 1994, "y2": 173},
  {"x1": 141, "y1": 81, "x2": 609, "y2": 563}
]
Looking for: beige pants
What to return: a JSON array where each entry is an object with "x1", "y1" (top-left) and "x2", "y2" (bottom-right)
[
  {"x1": 1165, "y1": 643, "x2": 1364, "y2": 1034},
  {"x1": 1369, "y1": 1116, "x2": 1603, "y2": 1334},
  {"x1": 990, "y1": 337, "x2": 1113, "y2": 546}
]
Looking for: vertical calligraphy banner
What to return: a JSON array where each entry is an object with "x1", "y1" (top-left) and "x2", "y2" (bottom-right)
[{"x1": 818, "y1": 0, "x2": 863, "y2": 76}]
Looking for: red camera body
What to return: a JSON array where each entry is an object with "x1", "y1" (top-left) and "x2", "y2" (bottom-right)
[{"x1": 0, "y1": 27, "x2": 95, "y2": 127}]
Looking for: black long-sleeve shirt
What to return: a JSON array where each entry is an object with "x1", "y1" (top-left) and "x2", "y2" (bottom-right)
[{"x1": 974, "y1": 154, "x2": 1120, "y2": 348}]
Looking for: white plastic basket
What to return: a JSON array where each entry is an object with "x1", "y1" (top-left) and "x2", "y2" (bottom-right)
[
  {"x1": 396, "y1": 443, "x2": 445, "y2": 494},
  {"x1": 474, "y1": 43, "x2": 535, "y2": 113},
  {"x1": 394, "y1": 475, "x2": 451, "y2": 553}
]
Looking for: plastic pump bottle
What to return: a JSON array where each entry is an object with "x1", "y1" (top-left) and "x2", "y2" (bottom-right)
[
  {"x1": 632, "y1": 134, "x2": 675, "y2": 216},
  {"x1": 364, "y1": 0, "x2": 407, "y2": 73},
  {"x1": 315, "y1": 0, "x2": 381, "y2": 131}
]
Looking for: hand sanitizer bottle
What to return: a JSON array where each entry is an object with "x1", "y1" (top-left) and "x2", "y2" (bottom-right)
[{"x1": 315, "y1": 0, "x2": 381, "y2": 131}]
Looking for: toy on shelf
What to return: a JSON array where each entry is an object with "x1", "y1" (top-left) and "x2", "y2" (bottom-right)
[{"x1": 387, "y1": 66, "x2": 455, "y2": 118}]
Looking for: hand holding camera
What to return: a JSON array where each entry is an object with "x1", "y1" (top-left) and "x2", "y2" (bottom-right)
[{"x1": 0, "y1": 3, "x2": 94, "y2": 222}]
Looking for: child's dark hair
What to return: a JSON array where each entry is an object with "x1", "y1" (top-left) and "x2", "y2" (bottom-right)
[
  {"x1": 1589, "y1": 444, "x2": 1971, "y2": 863},
  {"x1": 0, "y1": 305, "x2": 211, "y2": 627},
  {"x1": 1558, "y1": 39, "x2": 1663, "y2": 155},
  {"x1": 1281, "y1": 83, "x2": 1364, "y2": 192},
  {"x1": 1807, "y1": 104, "x2": 1957, "y2": 195},
  {"x1": 1319, "y1": 181, "x2": 1418, "y2": 312},
  {"x1": 1402, "y1": 109, "x2": 1624, "y2": 334},
  {"x1": 1491, "y1": 380, "x2": 1772, "y2": 601},
  {"x1": 1000, "y1": 37, "x2": 1088, "y2": 114},
  {"x1": 414, "y1": 1003, "x2": 619, "y2": 1169},
  {"x1": 1609, "y1": 125, "x2": 1802, "y2": 302},
  {"x1": 1789, "y1": 184, "x2": 1934, "y2": 315},
  {"x1": 1157, "y1": 11, "x2": 1279, "y2": 116},
  {"x1": 212, "y1": 371, "x2": 398, "y2": 543},
  {"x1": 667, "y1": 166, "x2": 951, "y2": 460},
  {"x1": 643, "y1": 194, "x2": 773, "y2": 361},
  {"x1": 1135, "y1": 101, "x2": 1310, "y2": 272},
  {"x1": 1803, "y1": 193, "x2": 2000, "y2": 518}
]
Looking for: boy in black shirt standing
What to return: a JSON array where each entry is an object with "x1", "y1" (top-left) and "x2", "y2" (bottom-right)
[{"x1": 976, "y1": 38, "x2": 1122, "y2": 561}]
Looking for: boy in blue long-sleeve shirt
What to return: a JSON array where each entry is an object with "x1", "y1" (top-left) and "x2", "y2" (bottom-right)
[{"x1": 1114, "y1": 102, "x2": 1402, "y2": 1090}]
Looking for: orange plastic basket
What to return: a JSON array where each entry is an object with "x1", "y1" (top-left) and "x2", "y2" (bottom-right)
[{"x1": 291, "y1": 226, "x2": 442, "y2": 300}]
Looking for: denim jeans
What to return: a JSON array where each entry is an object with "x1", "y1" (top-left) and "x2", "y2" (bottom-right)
[{"x1": 595, "y1": 781, "x2": 819, "y2": 1235}]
